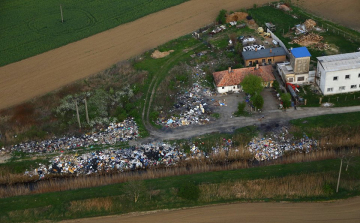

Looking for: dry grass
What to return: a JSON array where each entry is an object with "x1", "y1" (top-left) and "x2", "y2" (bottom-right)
[
  {"x1": 199, "y1": 173, "x2": 359, "y2": 202},
  {"x1": 68, "y1": 197, "x2": 115, "y2": 213}
]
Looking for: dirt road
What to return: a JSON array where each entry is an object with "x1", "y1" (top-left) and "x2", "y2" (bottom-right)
[
  {"x1": 63, "y1": 197, "x2": 360, "y2": 223},
  {"x1": 0, "y1": 0, "x2": 359, "y2": 110}
]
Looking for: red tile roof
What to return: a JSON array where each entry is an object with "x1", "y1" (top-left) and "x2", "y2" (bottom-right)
[{"x1": 213, "y1": 65, "x2": 275, "y2": 87}]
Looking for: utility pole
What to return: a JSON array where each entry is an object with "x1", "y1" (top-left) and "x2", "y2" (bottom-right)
[
  {"x1": 336, "y1": 158, "x2": 343, "y2": 193},
  {"x1": 84, "y1": 98, "x2": 90, "y2": 124},
  {"x1": 60, "y1": 5, "x2": 64, "y2": 23},
  {"x1": 75, "y1": 100, "x2": 81, "y2": 129}
]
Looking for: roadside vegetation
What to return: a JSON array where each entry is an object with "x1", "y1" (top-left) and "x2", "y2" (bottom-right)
[{"x1": 0, "y1": 156, "x2": 359, "y2": 222}]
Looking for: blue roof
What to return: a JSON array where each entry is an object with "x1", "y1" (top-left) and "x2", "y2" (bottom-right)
[{"x1": 291, "y1": 47, "x2": 311, "y2": 58}]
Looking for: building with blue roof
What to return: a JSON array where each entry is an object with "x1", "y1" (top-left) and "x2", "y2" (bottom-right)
[{"x1": 277, "y1": 47, "x2": 312, "y2": 84}]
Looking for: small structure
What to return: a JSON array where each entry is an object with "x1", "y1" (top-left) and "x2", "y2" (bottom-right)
[
  {"x1": 316, "y1": 52, "x2": 360, "y2": 95},
  {"x1": 242, "y1": 47, "x2": 287, "y2": 67},
  {"x1": 213, "y1": 65, "x2": 275, "y2": 93},
  {"x1": 278, "y1": 47, "x2": 311, "y2": 84},
  {"x1": 265, "y1": 22, "x2": 276, "y2": 32}
]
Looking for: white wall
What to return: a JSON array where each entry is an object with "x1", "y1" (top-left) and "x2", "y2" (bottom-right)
[
  {"x1": 318, "y1": 62, "x2": 360, "y2": 95},
  {"x1": 217, "y1": 85, "x2": 242, "y2": 94}
]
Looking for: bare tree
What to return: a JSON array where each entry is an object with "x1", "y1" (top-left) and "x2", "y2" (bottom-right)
[{"x1": 124, "y1": 180, "x2": 146, "y2": 203}]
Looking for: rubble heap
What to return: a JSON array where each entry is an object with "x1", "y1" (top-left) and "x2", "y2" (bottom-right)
[{"x1": 10, "y1": 118, "x2": 139, "y2": 154}]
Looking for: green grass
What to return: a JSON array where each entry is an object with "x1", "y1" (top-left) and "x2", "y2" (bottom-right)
[
  {"x1": 1, "y1": 156, "x2": 359, "y2": 221},
  {"x1": 299, "y1": 85, "x2": 360, "y2": 107},
  {"x1": 0, "y1": 0, "x2": 188, "y2": 66},
  {"x1": 290, "y1": 111, "x2": 360, "y2": 129}
]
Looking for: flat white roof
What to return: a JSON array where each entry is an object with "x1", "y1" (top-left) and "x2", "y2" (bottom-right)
[{"x1": 317, "y1": 52, "x2": 360, "y2": 72}]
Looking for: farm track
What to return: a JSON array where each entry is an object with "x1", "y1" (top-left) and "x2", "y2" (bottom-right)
[
  {"x1": 1, "y1": 0, "x2": 359, "y2": 111},
  {"x1": 63, "y1": 196, "x2": 360, "y2": 223},
  {"x1": 143, "y1": 43, "x2": 202, "y2": 132}
]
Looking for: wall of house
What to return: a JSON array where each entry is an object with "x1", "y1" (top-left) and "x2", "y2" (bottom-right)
[
  {"x1": 244, "y1": 55, "x2": 286, "y2": 67},
  {"x1": 319, "y1": 65, "x2": 360, "y2": 95},
  {"x1": 216, "y1": 85, "x2": 242, "y2": 94},
  {"x1": 290, "y1": 56, "x2": 310, "y2": 74}
]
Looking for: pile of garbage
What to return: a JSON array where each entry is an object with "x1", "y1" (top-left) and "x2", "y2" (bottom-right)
[
  {"x1": 10, "y1": 118, "x2": 139, "y2": 154},
  {"x1": 247, "y1": 129, "x2": 318, "y2": 161},
  {"x1": 24, "y1": 143, "x2": 184, "y2": 178},
  {"x1": 157, "y1": 83, "x2": 214, "y2": 128}
]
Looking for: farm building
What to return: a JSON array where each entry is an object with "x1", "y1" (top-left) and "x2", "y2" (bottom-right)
[
  {"x1": 213, "y1": 65, "x2": 275, "y2": 93},
  {"x1": 242, "y1": 47, "x2": 286, "y2": 67},
  {"x1": 277, "y1": 47, "x2": 311, "y2": 84},
  {"x1": 316, "y1": 52, "x2": 360, "y2": 95}
]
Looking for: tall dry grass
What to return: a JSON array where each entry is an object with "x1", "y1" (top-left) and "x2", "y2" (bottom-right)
[{"x1": 199, "y1": 173, "x2": 359, "y2": 202}]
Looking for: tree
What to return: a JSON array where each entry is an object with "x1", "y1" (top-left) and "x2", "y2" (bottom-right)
[
  {"x1": 216, "y1": 9, "x2": 227, "y2": 24},
  {"x1": 280, "y1": 93, "x2": 292, "y2": 109},
  {"x1": 241, "y1": 74, "x2": 263, "y2": 95},
  {"x1": 252, "y1": 94, "x2": 264, "y2": 110},
  {"x1": 124, "y1": 180, "x2": 146, "y2": 203}
]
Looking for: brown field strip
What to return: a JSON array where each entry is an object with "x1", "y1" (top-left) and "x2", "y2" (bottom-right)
[
  {"x1": 62, "y1": 197, "x2": 360, "y2": 223},
  {"x1": 0, "y1": 0, "x2": 359, "y2": 110}
]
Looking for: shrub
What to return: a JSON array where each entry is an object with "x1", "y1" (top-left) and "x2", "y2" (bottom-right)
[
  {"x1": 178, "y1": 181, "x2": 200, "y2": 201},
  {"x1": 235, "y1": 102, "x2": 246, "y2": 116},
  {"x1": 216, "y1": 9, "x2": 227, "y2": 24}
]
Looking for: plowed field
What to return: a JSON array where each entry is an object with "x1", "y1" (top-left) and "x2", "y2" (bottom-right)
[{"x1": 0, "y1": 0, "x2": 359, "y2": 110}]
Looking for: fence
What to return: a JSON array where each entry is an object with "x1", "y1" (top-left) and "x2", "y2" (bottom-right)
[{"x1": 267, "y1": 28, "x2": 290, "y2": 57}]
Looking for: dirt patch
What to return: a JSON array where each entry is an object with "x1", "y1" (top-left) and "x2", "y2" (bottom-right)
[
  {"x1": 0, "y1": 0, "x2": 359, "y2": 111},
  {"x1": 61, "y1": 197, "x2": 360, "y2": 223},
  {"x1": 151, "y1": 50, "x2": 174, "y2": 59},
  {"x1": 226, "y1": 12, "x2": 248, "y2": 23}
]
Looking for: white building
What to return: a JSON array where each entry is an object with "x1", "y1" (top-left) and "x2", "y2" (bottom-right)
[{"x1": 316, "y1": 52, "x2": 360, "y2": 95}]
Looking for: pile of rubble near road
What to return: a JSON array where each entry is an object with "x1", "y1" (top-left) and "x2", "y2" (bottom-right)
[
  {"x1": 291, "y1": 33, "x2": 324, "y2": 45},
  {"x1": 157, "y1": 83, "x2": 214, "y2": 128}
]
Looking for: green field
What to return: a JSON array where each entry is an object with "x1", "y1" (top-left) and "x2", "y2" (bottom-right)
[{"x1": 0, "y1": 0, "x2": 188, "y2": 66}]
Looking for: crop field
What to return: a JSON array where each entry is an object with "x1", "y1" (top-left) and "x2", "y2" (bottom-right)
[{"x1": 0, "y1": 0, "x2": 188, "y2": 66}]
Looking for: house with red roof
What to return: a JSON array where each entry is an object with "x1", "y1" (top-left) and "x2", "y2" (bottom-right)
[{"x1": 212, "y1": 65, "x2": 275, "y2": 93}]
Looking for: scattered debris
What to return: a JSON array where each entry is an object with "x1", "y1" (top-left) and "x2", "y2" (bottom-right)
[{"x1": 226, "y1": 12, "x2": 248, "y2": 23}]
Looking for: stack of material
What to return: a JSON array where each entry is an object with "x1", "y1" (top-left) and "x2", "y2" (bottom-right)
[
  {"x1": 291, "y1": 33, "x2": 323, "y2": 45},
  {"x1": 304, "y1": 19, "x2": 317, "y2": 30},
  {"x1": 10, "y1": 118, "x2": 139, "y2": 154},
  {"x1": 158, "y1": 83, "x2": 214, "y2": 128},
  {"x1": 226, "y1": 12, "x2": 249, "y2": 23},
  {"x1": 247, "y1": 130, "x2": 318, "y2": 161},
  {"x1": 314, "y1": 42, "x2": 330, "y2": 50},
  {"x1": 25, "y1": 143, "x2": 185, "y2": 178}
]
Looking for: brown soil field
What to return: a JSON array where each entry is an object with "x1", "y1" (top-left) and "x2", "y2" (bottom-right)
[
  {"x1": 62, "y1": 197, "x2": 360, "y2": 223},
  {"x1": 0, "y1": 0, "x2": 359, "y2": 111}
]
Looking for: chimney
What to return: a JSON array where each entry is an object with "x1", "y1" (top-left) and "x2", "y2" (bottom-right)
[
  {"x1": 228, "y1": 67, "x2": 232, "y2": 73},
  {"x1": 256, "y1": 64, "x2": 259, "y2": 70},
  {"x1": 270, "y1": 48, "x2": 272, "y2": 53}
]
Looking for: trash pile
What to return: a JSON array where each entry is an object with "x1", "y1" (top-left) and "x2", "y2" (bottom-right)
[
  {"x1": 10, "y1": 118, "x2": 139, "y2": 154},
  {"x1": 157, "y1": 83, "x2": 214, "y2": 128},
  {"x1": 247, "y1": 129, "x2": 318, "y2": 161},
  {"x1": 24, "y1": 143, "x2": 184, "y2": 178}
]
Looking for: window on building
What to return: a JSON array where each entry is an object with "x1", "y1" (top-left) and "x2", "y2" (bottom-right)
[
  {"x1": 262, "y1": 59, "x2": 266, "y2": 63},
  {"x1": 233, "y1": 86, "x2": 236, "y2": 89},
  {"x1": 333, "y1": 76, "x2": 338, "y2": 81},
  {"x1": 339, "y1": 86, "x2": 345, "y2": 91},
  {"x1": 222, "y1": 87, "x2": 224, "y2": 89},
  {"x1": 351, "y1": 85, "x2": 357, "y2": 89},
  {"x1": 288, "y1": 78, "x2": 293, "y2": 83},
  {"x1": 327, "y1": 88, "x2": 333, "y2": 92},
  {"x1": 297, "y1": 76, "x2": 305, "y2": 81},
  {"x1": 268, "y1": 59, "x2": 272, "y2": 64},
  {"x1": 358, "y1": 73, "x2": 360, "y2": 78},
  {"x1": 345, "y1": 75, "x2": 350, "y2": 79},
  {"x1": 237, "y1": 85, "x2": 241, "y2": 89},
  {"x1": 248, "y1": 61, "x2": 252, "y2": 66}
]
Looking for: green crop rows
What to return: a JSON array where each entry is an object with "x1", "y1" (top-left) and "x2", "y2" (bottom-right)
[{"x1": 0, "y1": 0, "x2": 188, "y2": 66}]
